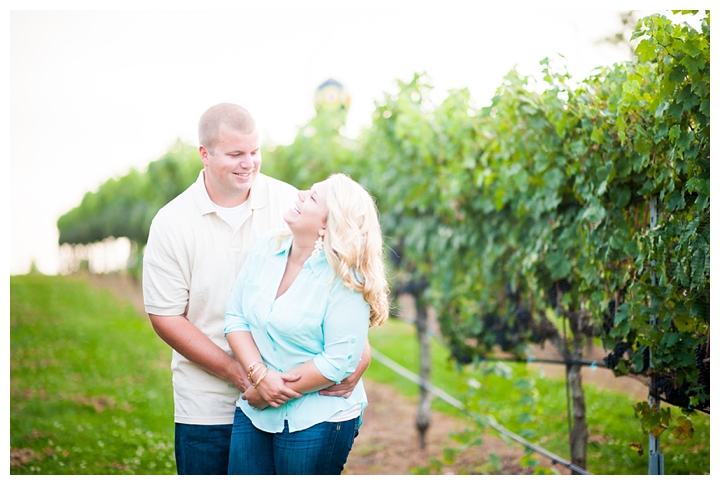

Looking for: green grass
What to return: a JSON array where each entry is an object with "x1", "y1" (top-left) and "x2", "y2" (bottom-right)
[
  {"x1": 10, "y1": 273, "x2": 710, "y2": 475},
  {"x1": 366, "y1": 319, "x2": 710, "y2": 475},
  {"x1": 10, "y1": 273, "x2": 175, "y2": 474}
]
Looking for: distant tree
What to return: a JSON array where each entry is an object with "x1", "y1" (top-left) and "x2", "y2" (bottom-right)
[{"x1": 57, "y1": 140, "x2": 201, "y2": 276}]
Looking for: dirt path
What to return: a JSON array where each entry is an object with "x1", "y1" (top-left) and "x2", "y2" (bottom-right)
[
  {"x1": 92, "y1": 272, "x2": 647, "y2": 474},
  {"x1": 344, "y1": 379, "x2": 572, "y2": 475}
]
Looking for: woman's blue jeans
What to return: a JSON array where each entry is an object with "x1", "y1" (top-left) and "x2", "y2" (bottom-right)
[{"x1": 228, "y1": 407, "x2": 360, "y2": 475}]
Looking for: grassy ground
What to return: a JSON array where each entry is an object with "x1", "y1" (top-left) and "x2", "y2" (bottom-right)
[
  {"x1": 10, "y1": 273, "x2": 710, "y2": 474},
  {"x1": 10, "y1": 273, "x2": 176, "y2": 474}
]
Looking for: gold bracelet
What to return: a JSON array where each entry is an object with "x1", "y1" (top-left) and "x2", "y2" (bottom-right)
[
  {"x1": 246, "y1": 361, "x2": 264, "y2": 383},
  {"x1": 249, "y1": 364, "x2": 267, "y2": 384},
  {"x1": 253, "y1": 368, "x2": 269, "y2": 388}
]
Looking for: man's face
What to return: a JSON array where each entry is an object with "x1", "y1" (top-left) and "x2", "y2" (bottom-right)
[{"x1": 200, "y1": 126, "x2": 262, "y2": 207}]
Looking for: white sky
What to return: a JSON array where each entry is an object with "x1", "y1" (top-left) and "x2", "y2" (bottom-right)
[{"x1": 5, "y1": 2, "x2": 708, "y2": 276}]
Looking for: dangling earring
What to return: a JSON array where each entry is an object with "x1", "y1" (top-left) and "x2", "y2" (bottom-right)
[
  {"x1": 312, "y1": 236, "x2": 324, "y2": 258},
  {"x1": 312, "y1": 228, "x2": 325, "y2": 258}
]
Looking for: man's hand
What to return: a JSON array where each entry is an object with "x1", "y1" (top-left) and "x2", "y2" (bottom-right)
[
  {"x1": 319, "y1": 340, "x2": 372, "y2": 398},
  {"x1": 317, "y1": 376, "x2": 356, "y2": 398},
  {"x1": 241, "y1": 387, "x2": 269, "y2": 410}
]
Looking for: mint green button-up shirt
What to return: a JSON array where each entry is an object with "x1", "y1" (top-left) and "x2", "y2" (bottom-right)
[{"x1": 224, "y1": 231, "x2": 369, "y2": 433}]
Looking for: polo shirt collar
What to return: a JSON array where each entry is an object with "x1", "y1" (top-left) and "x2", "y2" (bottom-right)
[{"x1": 193, "y1": 170, "x2": 270, "y2": 215}]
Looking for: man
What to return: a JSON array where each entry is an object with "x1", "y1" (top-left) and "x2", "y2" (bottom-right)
[{"x1": 142, "y1": 103, "x2": 370, "y2": 474}]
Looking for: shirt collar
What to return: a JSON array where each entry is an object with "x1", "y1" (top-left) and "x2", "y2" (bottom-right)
[
  {"x1": 306, "y1": 248, "x2": 328, "y2": 277},
  {"x1": 273, "y1": 235, "x2": 293, "y2": 255},
  {"x1": 193, "y1": 170, "x2": 270, "y2": 215}
]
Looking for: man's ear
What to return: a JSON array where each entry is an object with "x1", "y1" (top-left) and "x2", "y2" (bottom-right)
[{"x1": 198, "y1": 146, "x2": 210, "y2": 167}]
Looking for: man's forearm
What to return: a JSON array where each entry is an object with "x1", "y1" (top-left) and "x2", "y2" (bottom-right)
[{"x1": 149, "y1": 314, "x2": 247, "y2": 392}]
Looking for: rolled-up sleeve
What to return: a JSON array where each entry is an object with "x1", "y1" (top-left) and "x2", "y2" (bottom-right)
[{"x1": 313, "y1": 282, "x2": 370, "y2": 383}]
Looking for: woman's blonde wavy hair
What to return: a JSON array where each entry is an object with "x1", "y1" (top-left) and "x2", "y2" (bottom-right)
[{"x1": 323, "y1": 173, "x2": 390, "y2": 327}]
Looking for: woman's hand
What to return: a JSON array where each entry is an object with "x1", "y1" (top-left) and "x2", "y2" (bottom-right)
[{"x1": 253, "y1": 369, "x2": 303, "y2": 408}]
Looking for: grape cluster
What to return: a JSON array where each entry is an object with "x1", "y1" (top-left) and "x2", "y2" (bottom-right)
[
  {"x1": 514, "y1": 308, "x2": 531, "y2": 333},
  {"x1": 529, "y1": 318, "x2": 560, "y2": 344},
  {"x1": 482, "y1": 313, "x2": 511, "y2": 351},
  {"x1": 602, "y1": 300, "x2": 616, "y2": 335},
  {"x1": 545, "y1": 279, "x2": 572, "y2": 308},
  {"x1": 604, "y1": 341, "x2": 631, "y2": 370},
  {"x1": 650, "y1": 357, "x2": 710, "y2": 411},
  {"x1": 655, "y1": 374, "x2": 691, "y2": 408},
  {"x1": 450, "y1": 342, "x2": 474, "y2": 365},
  {"x1": 482, "y1": 308, "x2": 534, "y2": 352}
]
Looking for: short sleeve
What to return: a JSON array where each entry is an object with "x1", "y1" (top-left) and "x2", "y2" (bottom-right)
[{"x1": 142, "y1": 213, "x2": 190, "y2": 316}]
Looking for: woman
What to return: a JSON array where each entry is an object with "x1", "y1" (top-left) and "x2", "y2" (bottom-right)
[{"x1": 224, "y1": 173, "x2": 389, "y2": 474}]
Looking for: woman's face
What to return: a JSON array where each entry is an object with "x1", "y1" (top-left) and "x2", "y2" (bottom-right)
[{"x1": 284, "y1": 179, "x2": 329, "y2": 238}]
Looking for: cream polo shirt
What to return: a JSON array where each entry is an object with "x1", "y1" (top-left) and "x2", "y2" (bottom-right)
[{"x1": 143, "y1": 170, "x2": 298, "y2": 425}]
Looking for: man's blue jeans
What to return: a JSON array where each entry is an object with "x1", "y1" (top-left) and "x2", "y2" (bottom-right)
[
  {"x1": 175, "y1": 422, "x2": 233, "y2": 475},
  {"x1": 228, "y1": 407, "x2": 360, "y2": 475}
]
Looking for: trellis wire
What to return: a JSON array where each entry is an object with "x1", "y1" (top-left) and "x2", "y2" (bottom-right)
[{"x1": 464, "y1": 355, "x2": 709, "y2": 414}]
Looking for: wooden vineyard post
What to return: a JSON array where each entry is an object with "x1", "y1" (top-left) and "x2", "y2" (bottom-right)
[{"x1": 415, "y1": 293, "x2": 431, "y2": 448}]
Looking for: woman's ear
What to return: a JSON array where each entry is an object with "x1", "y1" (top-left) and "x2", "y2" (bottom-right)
[{"x1": 319, "y1": 227, "x2": 326, "y2": 237}]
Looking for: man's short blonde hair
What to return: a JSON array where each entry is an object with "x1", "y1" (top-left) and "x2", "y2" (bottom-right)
[{"x1": 198, "y1": 103, "x2": 256, "y2": 153}]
